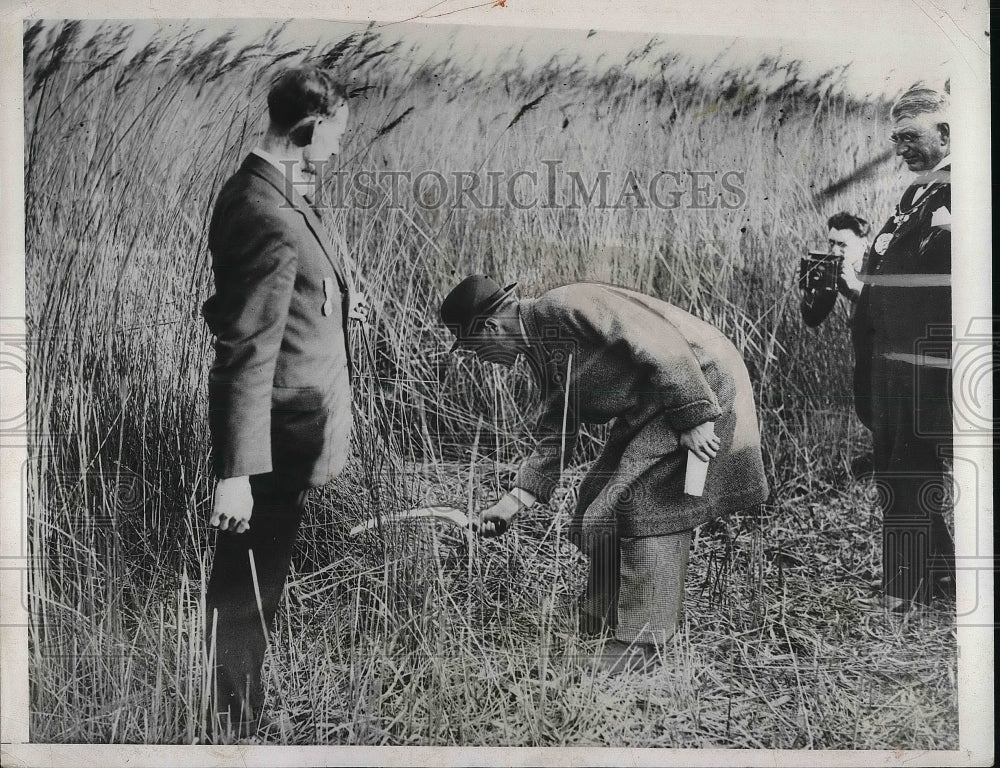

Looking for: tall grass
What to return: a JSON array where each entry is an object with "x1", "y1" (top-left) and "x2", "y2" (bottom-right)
[{"x1": 23, "y1": 20, "x2": 956, "y2": 746}]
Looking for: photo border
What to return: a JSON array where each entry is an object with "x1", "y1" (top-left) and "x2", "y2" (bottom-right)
[{"x1": 1, "y1": 1, "x2": 991, "y2": 765}]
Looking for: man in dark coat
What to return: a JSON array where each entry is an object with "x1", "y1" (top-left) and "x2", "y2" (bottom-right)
[
  {"x1": 799, "y1": 211, "x2": 875, "y2": 477},
  {"x1": 200, "y1": 67, "x2": 356, "y2": 736},
  {"x1": 799, "y1": 211, "x2": 869, "y2": 328},
  {"x1": 441, "y1": 277, "x2": 769, "y2": 673},
  {"x1": 851, "y1": 84, "x2": 954, "y2": 609}
]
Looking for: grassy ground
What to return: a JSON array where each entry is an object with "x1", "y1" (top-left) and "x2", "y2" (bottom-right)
[
  {"x1": 23, "y1": 21, "x2": 957, "y2": 747},
  {"x1": 28, "y1": 449, "x2": 958, "y2": 747}
]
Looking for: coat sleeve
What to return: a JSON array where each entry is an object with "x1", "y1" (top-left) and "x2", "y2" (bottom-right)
[
  {"x1": 513, "y1": 372, "x2": 580, "y2": 504},
  {"x1": 800, "y1": 288, "x2": 837, "y2": 327},
  {"x1": 850, "y1": 287, "x2": 875, "y2": 431},
  {"x1": 572, "y1": 294, "x2": 722, "y2": 432},
  {"x1": 203, "y1": 211, "x2": 298, "y2": 479},
  {"x1": 919, "y1": 211, "x2": 951, "y2": 273}
]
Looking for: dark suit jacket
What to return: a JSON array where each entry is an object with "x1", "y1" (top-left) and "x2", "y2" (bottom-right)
[
  {"x1": 202, "y1": 152, "x2": 353, "y2": 489},
  {"x1": 799, "y1": 278, "x2": 858, "y2": 328}
]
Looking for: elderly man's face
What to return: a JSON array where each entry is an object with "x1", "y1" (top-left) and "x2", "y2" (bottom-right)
[
  {"x1": 890, "y1": 112, "x2": 949, "y2": 172},
  {"x1": 466, "y1": 318, "x2": 521, "y2": 367}
]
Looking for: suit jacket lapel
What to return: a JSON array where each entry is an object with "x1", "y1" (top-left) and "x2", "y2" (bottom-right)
[
  {"x1": 899, "y1": 182, "x2": 922, "y2": 210},
  {"x1": 240, "y1": 153, "x2": 349, "y2": 291},
  {"x1": 296, "y1": 195, "x2": 351, "y2": 292}
]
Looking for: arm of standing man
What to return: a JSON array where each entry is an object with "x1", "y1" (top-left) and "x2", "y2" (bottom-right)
[{"x1": 202, "y1": 211, "x2": 298, "y2": 532}]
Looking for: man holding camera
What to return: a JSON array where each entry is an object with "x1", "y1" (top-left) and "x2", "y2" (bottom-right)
[
  {"x1": 799, "y1": 212, "x2": 874, "y2": 477},
  {"x1": 799, "y1": 211, "x2": 870, "y2": 327},
  {"x1": 853, "y1": 84, "x2": 954, "y2": 610}
]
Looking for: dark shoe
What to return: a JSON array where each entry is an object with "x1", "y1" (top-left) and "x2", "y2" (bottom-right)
[
  {"x1": 933, "y1": 574, "x2": 956, "y2": 603},
  {"x1": 882, "y1": 594, "x2": 911, "y2": 613},
  {"x1": 930, "y1": 554, "x2": 957, "y2": 602},
  {"x1": 850, "y1": 454, "x2": 875, "y2": 480},
  {"x1": 585, "y1": 639, "x2": 661, "y2": 676}
]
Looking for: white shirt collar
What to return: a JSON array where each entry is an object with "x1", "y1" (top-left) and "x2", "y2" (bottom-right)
[
  {"x1": 910, "y1": 153, "x2": 951, "y2": 203},
  {"x1": 251, "y1": 146, "x2": 289, "y2": 175},
  {"x1": 252, "y1": 147, "x2": 318, "y2": 203}
]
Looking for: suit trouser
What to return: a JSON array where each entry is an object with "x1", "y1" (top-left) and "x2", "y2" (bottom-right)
[
  {"x1": 871, "y1": 357, "x2": 955, "y2": 604},
  {"x1": 205, "y1": 474, "x2": 306, "y2": 726},
  {"x1": 569, "y1": 406, "x2": 698, "y2": 646},
  {"x1": 576, "y1": 527, "x2": 692, "y2": 646}
]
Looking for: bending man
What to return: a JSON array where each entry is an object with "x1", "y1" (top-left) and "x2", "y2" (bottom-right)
[{"x1": 440, "y1": 277, "x2": 769, "y2": 674}]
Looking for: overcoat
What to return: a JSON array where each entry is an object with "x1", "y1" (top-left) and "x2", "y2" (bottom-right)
[
  {"x1": 202, "y1": 152, "x2": 353, "y2": 490},
  {"x1": 851, "y1": 164, "x2": 952, "y2": 435},
  {"x1": 850, "y1": 164, "x2": 953, "y2": 603},
  {"x1": 513, "y1": 283, "x2": 769, "y2": 538}
]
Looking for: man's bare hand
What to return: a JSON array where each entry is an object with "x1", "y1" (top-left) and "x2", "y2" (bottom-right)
[
  {"x1": 680, "y1": 422, "x2": 720, "y2": 463},
  {"x1": 842, "y1": 261, "x2": 864, "y2": 295},
  {"x1": 211, "y1": 476, "x2": 253, "y2": 534},
  {"x1": 348, "y1": 290, "x2": 371, "y2": 324},
  {"x1": 479, "y1": 493, "x2": 522, "y2": 538}
]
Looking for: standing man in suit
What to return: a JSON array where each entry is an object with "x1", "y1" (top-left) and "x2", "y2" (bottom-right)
[
  {"x1": 200, "y1": 67, "x2": 355, "y2": 736},
  {"x1": 853, "y1": 84, "x2": 954, "y2": 610},
  {"x1": 440, "y1": 277, "x2": 769, "y2": 674}
]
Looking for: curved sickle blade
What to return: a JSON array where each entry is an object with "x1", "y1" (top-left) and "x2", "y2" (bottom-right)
[{"x1": 348, "y1": 506, "x2": 474, "y2": 537}]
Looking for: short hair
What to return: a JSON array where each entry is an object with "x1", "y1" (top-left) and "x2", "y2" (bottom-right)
[
  {"x1": 267, "y1": 67, "x2": 349, "y2": 145},
  {"x1": 890, "y1": 84, "x2": 949, "y2": 122},
  {"x1": 827, "y1": 211, "x2": 871, "y2": 238}
]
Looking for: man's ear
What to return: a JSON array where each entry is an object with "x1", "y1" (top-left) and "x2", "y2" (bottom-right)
[
  {"x1": 483, "y1": 317, "x2": 500, "y2": 335},
  {"x1": 937, "y1": 121, "x2": 950, "y2": 147},
  {"x1": 289, "y1": 116, "x2": 318, "y2": 148}
]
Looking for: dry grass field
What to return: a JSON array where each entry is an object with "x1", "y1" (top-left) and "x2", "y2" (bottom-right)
[{"x1": 23, "y1": 20, "x2": 957, "y2": 747}]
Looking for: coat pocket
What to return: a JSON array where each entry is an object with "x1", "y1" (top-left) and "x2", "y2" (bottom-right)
[{"x1": 270, "y1": 385, "x2": 328, "y2": 474}]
